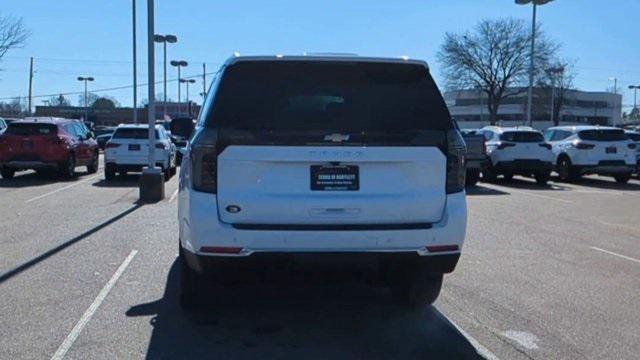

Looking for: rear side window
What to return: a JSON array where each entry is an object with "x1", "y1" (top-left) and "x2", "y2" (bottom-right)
[
  {"x1": 5, "y1": 123, "x2": 58, "y2": 135},
  {"x1": 578, "y1": 129, "x2": 627, "y2": 141},
  {"x1": 500, "y1": 131, "x2": 544, "y2": 143},
  {"x1": 206, "y1": 61, "x2": 452, "y2": 132},
  {"x1": 112, "y1": 128, "x2": 159, "y2": 139}
]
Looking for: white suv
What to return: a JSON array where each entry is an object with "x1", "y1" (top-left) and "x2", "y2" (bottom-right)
[
  {"x1": 178, "y1": 55, "x2": 467, "y2": 309},
  {"x1": 104, "y1": 124, "x2": 176, "y2": 180},
  {"x1": 544, "y1": 126, "x2": 636, "y2": 183},
  {"x1": 481, "y1": 126, "x2": 554, "y2": 184}
]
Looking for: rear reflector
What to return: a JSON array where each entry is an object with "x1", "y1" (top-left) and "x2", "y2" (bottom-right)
[
  {"x1": 200, "y1": 246, "x2": 243, "y2": 254},
  {"x1": 426, "y1": 245, "x2": 459, "y2": 253}
]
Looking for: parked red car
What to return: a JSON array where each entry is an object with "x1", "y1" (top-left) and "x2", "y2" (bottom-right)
[{"x1": 0, "y1": 117, "x2": 99, "y2": 179}]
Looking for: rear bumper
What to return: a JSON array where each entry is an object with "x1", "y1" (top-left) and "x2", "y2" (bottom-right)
[
  {"x1": 105, "y1": 162, "x2": 168, "y2": 172},
  {"x1": 182, "y1": 249, "x2": 461, "y2": 275},
  {"x1": 494, "y1": 160, "x2": 553, "y2": 173},
  {"x1": 178, "y1": 189, "x2": 467, "y2": 274},
  {"x1": 1, "y1": 160, "x2": 60, "y2": 170}
]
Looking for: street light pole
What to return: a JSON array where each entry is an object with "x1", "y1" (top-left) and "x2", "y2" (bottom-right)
[
  {"x1": 132, "y1": 0, "x2": 138, "y2": 124},
  {"x1": 546, "y1": 66, "x2": 564, "y2": 125},
  {"x1": 170, "y1": 60, "x2": 188, "y2": 114},
  {"x1": 630, "y1": 85, "x2": 640, "y2": 113},
  {"x1": 516, "y1": 0, "x2": 555, "y2": 126},
  {"x1": 180, "y1": 78, "x2": 196, "y2": 105},
  {"x1": 154, "y1": 34, "x2": 177, "y2": 119},
  {"x1": 77, "y1": 76, "x2": 94, "y2": 122}
]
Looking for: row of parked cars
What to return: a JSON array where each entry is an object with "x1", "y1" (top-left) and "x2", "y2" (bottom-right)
[
  {"x1": 461, "y1": 125, "x2": 640, "y2": 186},
  {"x1": 0, "y1": 117, "x2": 196, "y2": 181}
]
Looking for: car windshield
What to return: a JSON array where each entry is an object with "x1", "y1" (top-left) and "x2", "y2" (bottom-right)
[
  {"x1": 499, "y1": 131, "x2": 544, "y2": 142},
  {"x1": 5, "y1": 123, "x2": 57, "y2": 135},
  {"x1": 112, "y1": 128, "x2": 159, "y2": 139},
  {"x1": 578, "y1": 129, "x2": 627, "y2": 141},
  {"x1": 207, "y1": 61, "x2": 452, "y2": 132}
]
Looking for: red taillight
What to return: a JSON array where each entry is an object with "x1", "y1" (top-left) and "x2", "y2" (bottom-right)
[
  {"x1": 446, "y1": 130, "x2": 466, "y2": 194},
  {"x1": 574, "y1": 142, "x2": 595, "y2": 150},
  {"x1": 200, "y1": 246, "x2": 243, "y2": 254},
  {"x1": 106, "y1": 143, "x2": 121, "y2": 149},
  {"x1": 497, "y1": 142, "x2": 516, "y2": 150},
  {"x1": 539, "y1": 143, "x2": 552, "y2": 150},
  {"x1": 426, "y1": 245, "x2": 459, "y2": 253}
]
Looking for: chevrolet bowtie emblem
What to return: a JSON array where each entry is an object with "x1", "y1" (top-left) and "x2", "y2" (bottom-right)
[{"x1": 324, "y1": 133, "x2": 350, "y2": 142}]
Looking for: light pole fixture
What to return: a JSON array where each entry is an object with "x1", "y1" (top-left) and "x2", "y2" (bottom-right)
[
  {"x1": 180, "y1": 78, "x2": 196, "y2": 113},
  {"x1": 170, "y1": 60, "x2": 188, "y2": 106},
  {"x1": 77, "y1": 76, "x2": 95, "y2": 122},
  {"x1": 516, "y1": 0, "x2": 555, "y2": 126},
  {"x1": 546, "y1": 66, "x2": 564, "y2": 125},
  {"x1": 154, "y1": 34, "x2": 177, "y2": 118}
]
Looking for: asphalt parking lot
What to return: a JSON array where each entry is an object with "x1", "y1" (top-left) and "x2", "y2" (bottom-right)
[{"x1": 1, "y1": 156, "x2": 639, "y2": 359}]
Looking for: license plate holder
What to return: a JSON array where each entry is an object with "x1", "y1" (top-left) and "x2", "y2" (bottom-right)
[
  {"x1": 606, "y1": 146, "x2": 616, "y2": 154},
  {"x1": 129, "y1": 144, "x2": 141, "y2": 151},
  {"x1": 310, "y1": 165, "x2": 359, "y2": 191}
]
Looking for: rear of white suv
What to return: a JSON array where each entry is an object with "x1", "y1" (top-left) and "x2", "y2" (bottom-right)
[
  {"x1": 104, "y1": 124, "x2": 176, "y2": 180},
  {"x1": 178, "y1": 56, "x2": 467, "y2": 309},
  {"x1": 544, "y1": 126, "x2": 636, "y2": 183},
  {"x1": 482, "y1": 127, "x2": 554, "y2": 184}
]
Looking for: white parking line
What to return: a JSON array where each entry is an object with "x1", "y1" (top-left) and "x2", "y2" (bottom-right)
[
  {"x1": 482, "y1": 183, "x2": 573, "y2": 204},
  {"x1": 26, "y1": 174, "x2": 99, "y2": 203},
  {"x1": 50, "y1": 250, "x2": 138, "y2": 360},
  {"x1": 590, "y1": 246, "x2": 640, "y2": 265},
  {"x1": 168, "y1": 188, "x2": 179, "y2": 202},
  {"x1": 436, "y1": 310, "x2": 500, "y2": 360}
]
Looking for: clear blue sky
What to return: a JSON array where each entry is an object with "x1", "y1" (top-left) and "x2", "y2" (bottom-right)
[{"x1": 1, "y1": 0, "x2": 639, "y2": 111}]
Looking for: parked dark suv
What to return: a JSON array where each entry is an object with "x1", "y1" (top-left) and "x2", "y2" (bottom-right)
[{"x1": 0, "y1": 117, "x2": 99, "y2": 179}]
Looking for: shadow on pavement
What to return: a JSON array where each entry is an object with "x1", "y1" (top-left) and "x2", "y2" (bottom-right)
[
  {"x1": 466, "y1": 184, "x2": 510, "y2": 196},
  {"x1": 562, "y1": 175, "x2": 640, "y2": 191},
  {"x1": 92, "y1": 174, "x2": 140, "y2": 188},
  {"x1": 127, "y1": 261, "x2": 487, "y2": 359},
  {"x1": 486, "y1": 177, "x2": 571, "y2": 191},
  {"x1": 0, "y1": 204, "x2": 144, "y2": 284},
  {"x1": 0, "y1": 170, "x2": 86, "y2": 188}
]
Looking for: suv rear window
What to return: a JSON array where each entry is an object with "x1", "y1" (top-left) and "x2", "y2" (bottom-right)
[
  {"x1": 112, "y1": 128, "x2": 159, "y2": 139},
  {"x1": 578, "y1": 129, "x2": 627, "y2": 141},
  {"x1": 206, "y1": 61, "x2": 452, "y2": 132},
  {"x1": 5, "y1": 123, "x2": 57, "y2": 136},
  {"x1": 500, "y1": 131, "x2": 544, "y2": 142}
]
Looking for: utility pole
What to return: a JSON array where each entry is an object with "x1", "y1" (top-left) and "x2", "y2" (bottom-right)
[
  {"x1": 202, "y1": 62, "x2": 206, "y2": 98},
  {"x1": 28, "y1": 57, "x2": 34, "y2": 115},
  {"x1": 132, "y1": 0, "x2": 138, "y2": 124}
]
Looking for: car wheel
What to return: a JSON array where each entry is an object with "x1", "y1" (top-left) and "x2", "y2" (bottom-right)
[
  {"x1": 118, "y1": 170, "x2": 128, "y2": 177},
  {"x1": 557, "y1": 157, "x2": 578, "y2": 182},
  {"x1": 0, "y1": 167, "x2": 15, "y2": 179},
  {"x1": 87, "y1": 151, "x2": 99, "y2": 174},
  {"x1": 481, "y1": 166, "x2": 497, "y2": 183},
  {"x1": 502, "y1": 172, "x2": 514, "y2": 181},
  {"x1": 105, "y1": 166, "x2": 116, "y2": 181},
  {"x1": 59, "y1": 154, "x2": 76, "y2": 178},
  {"x1": 465, "y1": 169, "x2": 480, "y2": 187},
  {"x1": 390, "y1": 267, "x2": 443, "y2": 309},
  {"x1": 614, "y1": 173, "x2": 631, "y2": 184},
  {"x1": 535, "y1": 171, "x2": 550, "y2": 185},
  {"x1": 163, "y1": 166, "x2": 171, "y2": 181},
  {"x1": 179, "y1": 246, "x2": 203, "y2": 310}
]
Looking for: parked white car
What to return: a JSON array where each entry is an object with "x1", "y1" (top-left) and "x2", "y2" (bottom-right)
[
  {"x1": 543, "y1": 126, "x2": 636, "y2": 183},
  {"x1": 481, "y1": 126, "x2": 554, "y2": 184},
  {"x1": 178, "y1": 55, "x2": 467, "y2": 310},
  {"x1": 624, "y1": 130, "x2": 640, "y2": 176},
  {"x1": 104, "y1": 124, "x2": 176, "y2": 181}
]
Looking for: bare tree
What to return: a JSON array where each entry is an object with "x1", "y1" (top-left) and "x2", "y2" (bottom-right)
[
  {"x1": 438, "y1": 18, "x2": 558, "y2": 124},
  {"x1": 0, "y1": 13, "x2": 29, "y2": 62},
  {"x1": 48, "y1": 94, "x2": 71, "y2": 107}
]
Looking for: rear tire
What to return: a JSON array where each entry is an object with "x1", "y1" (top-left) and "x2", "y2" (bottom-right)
[
  {"x1": 502, "y1": 172, "x2": 513, "y2": 181},
  {"x1": 105, "y1": 166, "x2": 116, "y2": 181},
  {"x1": 179, "y1": 246, "x2": 204, "y2": 310},
  {"x1": 557, "y1": 157, "x2": 579, "y2": 182},
  {"x1": 163, "y1": 166, "x2": 171, "y2": 181},
  {"x1": 534, "y1": 171, "x2": 550, "y2": 185},
  {"x1": 465, "y1": 169, "x2": 480, "y2": 187},
  {"x1": 59, "y1": 154, "x2": 76, "y2": 179},
  {"x1": 482, "y1": 166, "x2": 497, "y2": 183},
  {"x1": 87, "y1": 152, "x2": 99, "y2": 174},
  {"x1": 614, "y1": 173, "x2": 631, "y2": 184},
  {"x1": 0, "y1": 168, "x2": 15, "y2": 179},
  {"x1": 390, "y1": 268, "x2": 443, "y2": 309}
]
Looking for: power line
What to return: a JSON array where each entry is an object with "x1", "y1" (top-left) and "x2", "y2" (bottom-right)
[{"x1": 0, "y1": 71, "x2": 220, "y2": 101}]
